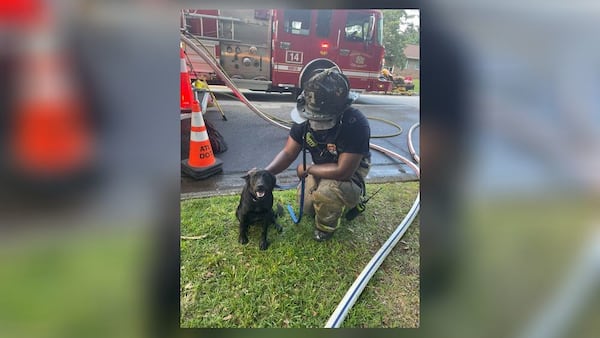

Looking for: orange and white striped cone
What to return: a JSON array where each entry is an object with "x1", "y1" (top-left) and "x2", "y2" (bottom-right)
[
  {"x1": 181, "y1": 100, "x2": 223, "y2": 179},
  {"x1": 9, "y1": 5, "x2": 94, "y2": 180},
  {"x1": 180, "y1": 47, "x2": 194, "y2": 112}
]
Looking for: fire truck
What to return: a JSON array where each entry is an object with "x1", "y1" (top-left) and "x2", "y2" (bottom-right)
[{"x1": 181, "y1": 9, "x2": 391, "y2": 95}]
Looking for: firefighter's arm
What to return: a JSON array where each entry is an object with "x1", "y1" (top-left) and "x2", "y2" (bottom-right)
[
  {"x1": 266, "y1": 136, "x2": 302, "y2": 175},
  {"x1": 298, "y1": 152, "x2": 362, "y2": 181}
]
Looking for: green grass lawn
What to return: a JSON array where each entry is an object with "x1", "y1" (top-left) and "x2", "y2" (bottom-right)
[
  {"x1": 412, "y1": 79, "x2": 420, "y2": 94},
  {"x1": 180, "y1": 181, "x2": 420, "y2": 328},
  {"x1": 0, "y1": 229, "x2": 146, "y2": 338}
]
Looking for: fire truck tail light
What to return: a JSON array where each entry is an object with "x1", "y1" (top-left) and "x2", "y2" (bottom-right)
[
  {"x1": 319, "y1": 42, "x2": 330, "y2": 56},
  {"x1": 319, "y1": 41, "x2": 329, "y2": 56}
]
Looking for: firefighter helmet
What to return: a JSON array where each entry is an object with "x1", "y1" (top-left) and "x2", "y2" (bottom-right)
[{"x1": 291, "y1": 67, "x2": 354, "y2": 125}]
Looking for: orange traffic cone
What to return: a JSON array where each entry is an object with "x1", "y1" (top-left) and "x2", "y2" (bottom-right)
[
  {"x1": 180, "y1": 47, "x2": 194, "y2": 112},
  {"x1": 181, "y1": 100, "x2": 223, "y2": 179},
  {"x1": 9, "y1": 6, "x2": 93, "y2": 179}
]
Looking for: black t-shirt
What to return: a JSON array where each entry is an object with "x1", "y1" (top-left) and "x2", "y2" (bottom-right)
[{"x1": 290, "y1": 107, "x2": 371, "y2": 165}]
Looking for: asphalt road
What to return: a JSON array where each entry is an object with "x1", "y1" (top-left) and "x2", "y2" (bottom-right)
[{"x1": 181, "y1": 89, "x2": 419, "y2": 198}]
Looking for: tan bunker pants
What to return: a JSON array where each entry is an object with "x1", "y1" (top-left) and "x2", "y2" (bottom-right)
[{"x1": 297, "y1": 162, "x2": 370, "y2": 233}]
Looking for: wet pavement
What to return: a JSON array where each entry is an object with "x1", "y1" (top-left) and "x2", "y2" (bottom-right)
[{"x1": 181, "y1": 89, "x2": 419, "y2": 199}]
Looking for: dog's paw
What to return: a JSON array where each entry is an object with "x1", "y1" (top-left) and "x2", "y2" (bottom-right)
[
  {"x1": 239, "y1": 235, "x2": 249, "y2": 245},
  {"x1": 275, "y1": 223, "x2": 283, "y2": 233},
  {"x1": 275, "y1": 203, "x2": 284, "y2": 217},
  {"x1": 259, "y1": 240, "x2": 269, "y2": 250}
]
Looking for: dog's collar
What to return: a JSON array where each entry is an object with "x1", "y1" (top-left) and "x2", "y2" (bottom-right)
[{"x1": 247, "y1": 189, "x2": 260, "y2": 202}]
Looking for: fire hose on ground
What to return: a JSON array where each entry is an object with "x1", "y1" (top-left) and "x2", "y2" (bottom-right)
[
  {"x1": 408, "y1": 122, "x2": 420, "y2": 164},
  {"x1": 181, "y1": 32, "x2": 404, "y2": 139},
  {"x1": 326, "y1": 142, "x2": 420, "y2": 328},
  {"x1": 181, "y1": 32, "x2": 421, "y2": 328}
]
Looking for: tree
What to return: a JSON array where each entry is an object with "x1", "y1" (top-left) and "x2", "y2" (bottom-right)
[
  {"x1": 403, "y1": 23, "x2": 420, "y2": 45},
  {"x1": 382, "y1": 10, "x2": 406, "y2": 71},
  {"x1": 382, "y1": 10, "x2": 420, "y2": 71}
]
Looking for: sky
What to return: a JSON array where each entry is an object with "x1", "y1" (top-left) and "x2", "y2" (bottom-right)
[{"x1": 401, "y1": 9, "x2": 420, "y2": 32}]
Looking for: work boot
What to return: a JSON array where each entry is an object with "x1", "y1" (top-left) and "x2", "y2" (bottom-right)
[
  {"x1": 345, "y1": 201, "x2": 366, "y2": 221},
  {"x1": 313, "y1": 229, "x2": 334, "y2": 242}
]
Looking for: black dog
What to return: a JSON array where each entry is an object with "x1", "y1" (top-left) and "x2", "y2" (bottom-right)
[{"x1": 236, "y1": 170, "x2": 283, "y2": 250}]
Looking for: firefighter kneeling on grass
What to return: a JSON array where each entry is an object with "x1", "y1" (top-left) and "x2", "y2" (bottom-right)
[{"x1": 266, "y1": 67, "x2": 371, "y2": 241}]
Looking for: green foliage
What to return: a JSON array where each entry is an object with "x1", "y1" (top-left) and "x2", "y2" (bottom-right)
[
  {"x1": 383, "y1": 10, "x2": 420, "y2": 71},
  {"x1": 382, "y1": 10, "x2": 406, "y2": 70},
  {"x1": 403, "y1": 24, "x2": 420, "y2": 45},
  {"x1": 180, "y1": 182, "x2": 420, "y2": 328}
]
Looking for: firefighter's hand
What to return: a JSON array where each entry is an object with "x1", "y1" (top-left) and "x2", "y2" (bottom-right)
[{"x1": 296, "y1": 164, "x2": 311, "y2": 179}]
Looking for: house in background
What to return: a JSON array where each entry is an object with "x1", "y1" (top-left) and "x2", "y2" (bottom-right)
[{"x1": 399, "y1": 43, "x2": 419, "y2": 79}]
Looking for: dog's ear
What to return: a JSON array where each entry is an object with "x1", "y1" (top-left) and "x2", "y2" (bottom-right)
[{"x1": 242, "y1": 168, "x2": 258, "y2": 181}]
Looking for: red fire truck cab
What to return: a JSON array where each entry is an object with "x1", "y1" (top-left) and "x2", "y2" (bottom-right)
[{"x1": 182, "y1": 9, "x2": 391, "y2": 94}]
